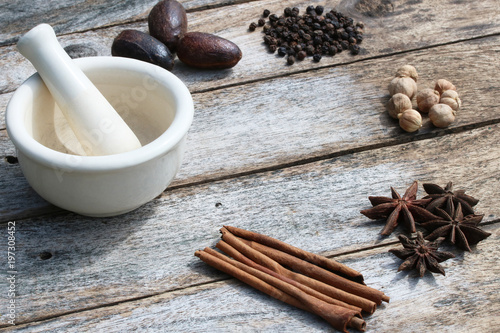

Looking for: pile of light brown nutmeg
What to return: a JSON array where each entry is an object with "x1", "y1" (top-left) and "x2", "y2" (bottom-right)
[{"x1": 387, "y1": 65, "x2": 461, "y2": 132}]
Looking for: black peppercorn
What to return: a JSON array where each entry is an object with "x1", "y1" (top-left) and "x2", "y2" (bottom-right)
[
  {"x1": 284, "y1": 7, "x2": 292, "y2": 17},
  {"x1": 268, "y1": 44, "x2": 277, "y2": 53},
  {"x1": 306, "y1": 5, "x2": 315, "y2": 14},
  {"x1": 296, "y1": 50, "x2": 306, "y2": 60},
  {"x1": 269, "y1": 14, "x2": 279, "y2": 22},
  {"x1": 287, "y1": 55, "x2": 295, "y2": 65},
  {"x1": 313, "y1": 53, "x2": 322, "y2": 62},
  {"x1": 315, "y1": 6, "x2": 324, "y2": 15},
  {"x1": 249, "y1": 22, "x2": 257, "y2": 31},
  {"x1": 314, "y1": 15, "x2": 324, "y2": 24},
  {"x1": 258, "y1": 18, "x2": 265, "y2": 26},
  {"x1": 349, "y1": 44, "x2": 360, "y2": 55},
  {"x1": 278, "y1": 46, "x2": 287, "y2": 56},
  {"x1": 305, "y1": 44, "x2": 315, "y2": 55},
  {"x1": 263, "y1": 9, "x2": 270, "y2": 17},
  {"x1": 313, "y1": 30, "x2": 324, "y2": 37},
  {"x1": 324, "y1": 23, "x2": 334, "y2": 31}
]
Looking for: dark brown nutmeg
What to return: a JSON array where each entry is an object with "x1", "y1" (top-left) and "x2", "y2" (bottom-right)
[
  {"x1": 148, "y1": 0, "x2": 188, "y2": 53},
  {"x1": 111, "y1": 30, "x2": 175, "y2": 71},
  {"x1": 177, "y1": 32, "x2": 242, "y2": 69}
]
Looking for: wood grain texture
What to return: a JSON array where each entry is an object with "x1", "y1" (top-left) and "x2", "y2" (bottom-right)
[
  {"x1": 1, "y1": 0, "x2": 499, "y2": 94},
  {"x1": 0, "y1": 0, "x2": 247, "y2": 46},
  {"x1": 1, "y1": 0, "x2": 499, "y2": 331},
  {"x1": 0, "y1": 92, "x2": 12, "y2": 130},
  {"x1": 1, "y1": 36, "x2": 499, "y2": 221},
  {"x1": 1, "y1": 123, "x2": 498, "y2": 325},
  {"x1": 2, "y1": 225, "x2": 498, "y2": 332}
]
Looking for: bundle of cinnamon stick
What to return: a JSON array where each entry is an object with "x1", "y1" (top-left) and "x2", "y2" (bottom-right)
[{"x1": 195, "y1": 226, "x2": 389, "y2": 333}]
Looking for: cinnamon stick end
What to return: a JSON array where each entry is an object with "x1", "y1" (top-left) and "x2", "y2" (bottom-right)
[
  {"x1": 382, "y1": 294, "x2": 390, "y2": 303},
  {"x1": 220, "y1": 227, "x2": 230, "y2": 236},
  {"x1": 348, "y1": 316, "x2": 366, "y2": 332}
]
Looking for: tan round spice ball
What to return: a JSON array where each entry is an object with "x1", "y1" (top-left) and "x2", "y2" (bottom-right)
[
  {"x1": 389, "y1": 76, "x2": 418, "y2": 99},
  {"x1": 387, "y1": 93, "x2": 413, "y2": 119},
  {"x1": 398, "y1": 109, "x2": 422, "y2": 132},
  {"x1": 416, "y1": 88, "x2": 440, "y2": 113},
  {"x1": 434, "y1": 79, "x2": 456, "y2": 95},
  {"x1": 440, "y1": 90, "x2": 462, "y2": 111},
  {"x1": 396, "y1": 65, "x2": 418, "y2": 82},
  {"x1": 429, "y1": 104, "x2": 456, "y2": 128}
]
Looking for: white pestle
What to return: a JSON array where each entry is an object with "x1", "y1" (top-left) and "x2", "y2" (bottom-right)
[{"x1": 17, "y1": 24, "x2": 142, "y2": 156}]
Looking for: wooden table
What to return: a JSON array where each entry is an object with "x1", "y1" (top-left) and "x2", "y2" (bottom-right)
[{"x1": 1, "y1": 0, "x2": 499, "y2": 332}]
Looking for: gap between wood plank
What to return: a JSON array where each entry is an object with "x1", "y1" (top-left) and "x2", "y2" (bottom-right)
[
  {"x1": 1, "y1": 118, "x2": 499, "y2": 224},
  {"x1": 189, "y1": 32, "x2": 500, "y2": 95},
  {"x1": 0, "y1": 27, "x2": 498, "y2": 98},
  {"x1": 165, "y1": 118, "x2": 500, "y2": 191}
]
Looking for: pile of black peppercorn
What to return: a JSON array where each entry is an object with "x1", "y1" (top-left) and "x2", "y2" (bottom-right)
[{"x1": 248, "y1": 6, "x2": 364, "y2": 65}]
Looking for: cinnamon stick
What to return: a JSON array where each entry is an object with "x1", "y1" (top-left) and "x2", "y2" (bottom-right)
[
  {"x1": 216, "y1": 240, "x2": 362, "y2": 312},
  {"x1": 223, "y1": 225, "x2": 365, "y2": 284},
  {"x1": 238, "y1": 237, "x2": 390, "y2": 305},
  {"x1": 194, "y1": 249, "x2": 307, "y2": 311},
  {"x1": 195, "y1": 248, "x2": 365, "y2": 333},
  {"x1": 220, "y1": 227, "x2": 377, "y2": 313}
]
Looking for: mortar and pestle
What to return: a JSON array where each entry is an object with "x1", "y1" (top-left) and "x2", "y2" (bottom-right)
[{"x1": 6, "y1": 24, "x2": 194, "y2": 216}]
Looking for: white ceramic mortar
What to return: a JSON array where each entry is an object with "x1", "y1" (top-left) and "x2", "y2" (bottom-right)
[{"x1": 6, "y1": 56, "x2": 194, "y2": 217}]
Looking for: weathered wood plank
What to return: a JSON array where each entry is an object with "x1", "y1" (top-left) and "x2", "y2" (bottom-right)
[
  {"x1": 0, "y1": 0, "x2": 249, "y2": 46},
  {"x1": 3, "y1": 224, "x2": 498, "y2": 332},
  {"x1": 1, "y1": 123, "x2": 499, "y2": 325},
  {"x1": 0, "y1": 92, "x2": 12, "y2": 130},
  {"x1": 1, "y1": 0, "x2": 499, "y2": 94},
  {"x1": 2, "y1": 35, "x2": 499, "y2": 221}
]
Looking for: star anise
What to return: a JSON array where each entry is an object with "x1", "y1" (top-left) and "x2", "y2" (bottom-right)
[
  {"x1": 423, "y1": 181, "x2": 479, "y2": 216},
  {"x1": 360, "y1": 181, "x2": 439, "y2": 236},
  {"x1": 420, "y1": 200, "x2": 491, "y2": 251},
  {"x1": 389, "y1": 232, "x2": 455, "y2": 277}
]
